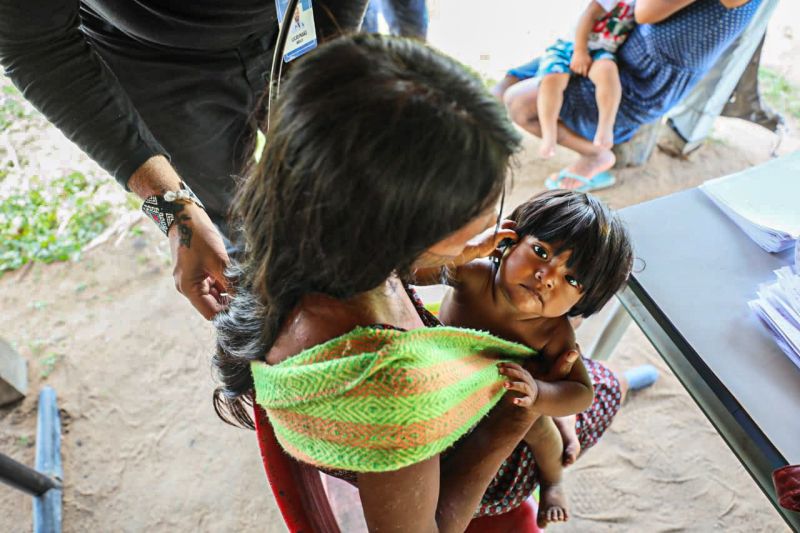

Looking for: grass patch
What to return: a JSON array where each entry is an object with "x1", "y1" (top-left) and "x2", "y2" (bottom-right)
[
  {"x1": 759, "y1": 67, "x2": 800, "y2": 120},
  {"x1": 39, "y1": 352, "x2": 61, "y2": 379},
  {"x1": 0, "y1": 171, "x2": 112, "y2": 272},
  {"x1": 0, "y1": 85, "x2": 28, "y2": 132}
]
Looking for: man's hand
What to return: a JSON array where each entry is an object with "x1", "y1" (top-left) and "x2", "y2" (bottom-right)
[
  {"x1": 570, "y1": 49, "x2": 592, "y2": 77},
  {"x1": 168, "y1": 202, "x2": 230, "y2": 319},
  {"x1": 128, "y1": 155, "x2": 230, "y2": 320}
]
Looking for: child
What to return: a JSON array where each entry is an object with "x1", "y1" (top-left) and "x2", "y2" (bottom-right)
[
  {"x1": 433, "y1": 190, "x2": 648, "y2": 527},
  {"x1": 538, "y1": 0, "x2": 636, "y2": 158}
]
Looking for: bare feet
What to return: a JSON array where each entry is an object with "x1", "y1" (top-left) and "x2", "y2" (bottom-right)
[
  {"x1": 548, "y1": 149, "x2": 615, "y2": 190},
  {"x1": 593, "y1": 127, "x2": 614, "y2": 150},
  {"x1": 553, "y1": 415, "x2": 581, "y2": 467},
  {"x1": 539, "y1": 137, "x2": 557, "y2": 159},
  {"x1": 537, "y1": 482, "x2": 569, "y2": 528}
]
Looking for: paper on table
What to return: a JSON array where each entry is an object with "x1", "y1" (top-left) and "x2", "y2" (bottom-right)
[
  {"x1": 750, "y1": 266, "x2": 800, "y2": 369},
  {"x1": 700, "y1": 151, "x2": 800, "y2": 253}
]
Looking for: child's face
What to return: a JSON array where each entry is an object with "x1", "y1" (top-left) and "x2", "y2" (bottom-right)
[{"x1": 497, "y1": 236, "x2": 584, "y2": 318}]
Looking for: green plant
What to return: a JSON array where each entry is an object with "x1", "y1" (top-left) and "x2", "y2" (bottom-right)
[
  {"x1": 0, "y1": 171, "x2": 113, "y2": 272},
  {"x1": 759, "y1": 67, "x2": 800, "y2": 120},
  {"x1": 39, "y1": 352, "x2": 61, "y2": 379},
  {"x1": 27, "y1": 338, "x2": 47, "y2": 356},
  {"x1": 0, "y1": 85, "x2": 27, "y2": 131}
]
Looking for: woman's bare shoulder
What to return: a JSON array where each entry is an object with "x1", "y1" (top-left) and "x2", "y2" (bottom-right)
[{"x1": 266, "y1": 295, "x2": 362, "y2": 364}]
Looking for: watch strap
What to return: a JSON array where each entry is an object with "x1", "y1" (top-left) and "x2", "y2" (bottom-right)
[{"x1": 141, "y1": 182, "x2": 205, "y2": 236}]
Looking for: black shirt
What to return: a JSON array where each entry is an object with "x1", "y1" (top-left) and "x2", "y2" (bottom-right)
[{"x1": 0, "y1": 1, "x2": 365, "y2": 188}]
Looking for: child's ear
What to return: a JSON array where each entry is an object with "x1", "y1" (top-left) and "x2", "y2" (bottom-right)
[{"x1": 499, "y1": 237, "x2": 516, "y2": 250}]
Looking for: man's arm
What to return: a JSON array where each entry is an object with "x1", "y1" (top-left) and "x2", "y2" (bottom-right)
[
  {"x1": 126, "y1": 155, "x2": 233, "y2": 319},
  {"x1": 0, "y1": 2, "x2": 231, "y2": 319},
  {"x1": 0, "y1": 0, "x2": 165, "y2": 189}
]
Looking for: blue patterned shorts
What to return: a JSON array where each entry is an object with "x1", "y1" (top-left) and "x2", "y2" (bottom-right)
[{"x1": 539, "y1": 39, "x2": 617, "y2": 76}]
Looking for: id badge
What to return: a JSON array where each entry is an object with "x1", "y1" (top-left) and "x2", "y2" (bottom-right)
[{"x1": 275, "y1": 0, "x2": 317, "y2": 62}]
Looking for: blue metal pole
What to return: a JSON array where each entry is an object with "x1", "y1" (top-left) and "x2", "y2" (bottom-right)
[{"x1": 33, "y1": 386, "x2": 62, "y2": 533}]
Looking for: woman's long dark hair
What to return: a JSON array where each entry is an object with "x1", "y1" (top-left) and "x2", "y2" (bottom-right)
[{"x1": 213, "y1": 34, "x2": 521, "y2": 427}]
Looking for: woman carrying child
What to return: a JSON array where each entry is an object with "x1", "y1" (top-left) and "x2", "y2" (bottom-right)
[
  {"x1": 214, "y1": 34, "x2": 652, "y2": 531},
  {"x1": 495, "y1": 0, "x2": 763, "y2": 192}
]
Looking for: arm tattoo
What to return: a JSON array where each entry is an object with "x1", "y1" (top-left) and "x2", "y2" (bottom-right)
[{"x1": 174, "y1": 204, "x2": 193, "y2": 249}]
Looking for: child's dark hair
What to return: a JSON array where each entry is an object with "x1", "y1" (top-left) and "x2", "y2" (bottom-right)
[
  {"x1": 213, "y1": 34, "x2": 521, "y2": 427},
  {"x1": 507, "y1": 189, "x2": 633, "y2": 318}
]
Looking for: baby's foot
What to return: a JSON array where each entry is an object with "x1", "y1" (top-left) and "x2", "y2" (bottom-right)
[
  {"x1": 537, "y1": 482, "x2": 569, "y2": 528},
  {"x1": 554, "y1": 415, "x2": 581, "y2": 467},
  {"x1": 539, "y1": 138, "x2": 557, "y2": 159},
  {"x1": 593, "y1": 127, "x2": 614, "y2": 150}
]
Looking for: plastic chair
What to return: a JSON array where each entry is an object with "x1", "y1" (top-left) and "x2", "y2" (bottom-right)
[{"x1": 254, "y1": 404, "x2": 541, "y2": 532}]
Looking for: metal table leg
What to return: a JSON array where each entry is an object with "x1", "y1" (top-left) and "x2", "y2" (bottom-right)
[{"x1": 586, "y1": 298, "x2": 632, "y2": 361}]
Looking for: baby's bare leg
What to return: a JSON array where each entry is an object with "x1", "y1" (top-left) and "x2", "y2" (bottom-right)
[
  {"x1": 589, "y1": 59, "x2": 621, "y2": 150},
  {"x1": 536, "y1": 73, "x2": 570, "y2": 159},
  {"x1": 524, "y1": 416, "x2": 569, "y2": 528},
  {"x1": 553, "y1": 415, "x2": 581, "y2": 466}
]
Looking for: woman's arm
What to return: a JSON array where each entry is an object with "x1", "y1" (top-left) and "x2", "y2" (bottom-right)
[
  {"x1": 633, "y1": 0, "x2": 753, "y2": 24},
  {"x1": 357, "y1": 374, "x2": 539, "y2": 532},
  {"x1": 412, "y1": 265, "x2": 457, "y2": 286},
  {"x1": 412, "y1": 222, "x2": 517, "y2": 286},
  {"x1": 634, "y1": 0, "x2": 697, "y2": 24}
]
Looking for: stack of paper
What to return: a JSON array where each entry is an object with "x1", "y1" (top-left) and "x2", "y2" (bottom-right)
[
  {"x1": 700, "y1": 152, "x2": 800, "y2": 253},
  {"x1": 749, "y1": 266, "x2": 800, "y2": 369}
]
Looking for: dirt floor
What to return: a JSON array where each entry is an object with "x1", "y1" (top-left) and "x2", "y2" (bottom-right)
[{"x1": 2, "y1": 2, "x2": 800, "y2": 532}]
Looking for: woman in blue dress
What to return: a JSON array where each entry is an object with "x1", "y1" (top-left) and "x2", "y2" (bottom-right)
[{"x1": 496, "y1": 0, "x2": 763, "y2": 191}]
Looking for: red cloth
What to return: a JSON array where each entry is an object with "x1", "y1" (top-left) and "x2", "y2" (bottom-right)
[
  {"x1": 466, "y1": 499, "x2": 541, "y2": 533},
  {"x1": 773, "y1": 465, "x2": 800, "y2": 511},
  {"x1": 254, "y1": 403, "x2": 339, "y2": 532}
]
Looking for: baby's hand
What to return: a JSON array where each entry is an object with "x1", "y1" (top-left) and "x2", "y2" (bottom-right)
[
  {"x1": 498, "y1": 362, "x2": 539, "y2": 409},
  {"x1": 570, "y1": 49, "x2": 592, "y2": 77},
  {"x1": 455, "y1": 219, "x2": 517, "y2": 265}
]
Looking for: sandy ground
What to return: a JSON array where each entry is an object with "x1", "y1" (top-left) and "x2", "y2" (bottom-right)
[{"x1": 2, "y1": 2, "x2": 800, "y2": 531}]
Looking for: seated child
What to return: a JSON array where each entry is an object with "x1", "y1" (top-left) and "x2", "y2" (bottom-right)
[
  {"x1": 538, "y1": 0, "x2": 636, "y2": 158},
  {"x1": 436, "y1": 190, "x2": 635, "y2": 527}
]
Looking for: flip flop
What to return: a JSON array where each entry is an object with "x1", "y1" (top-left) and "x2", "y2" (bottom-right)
[
  {"x1": 623, "y1": 364, "x2": 660, "y2": 391},
  {"x1": 544, "y1": 169, "x2": 616, "y2": 192}
]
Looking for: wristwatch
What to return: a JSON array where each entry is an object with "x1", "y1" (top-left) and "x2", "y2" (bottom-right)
[{"x1": 141, "y1": 181, "x2": 205, "y2": 236}]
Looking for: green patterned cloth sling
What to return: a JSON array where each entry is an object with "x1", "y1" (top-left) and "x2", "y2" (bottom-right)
[{"x1": 251, "y1": 326, "x2": 538, "y2": 472}]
